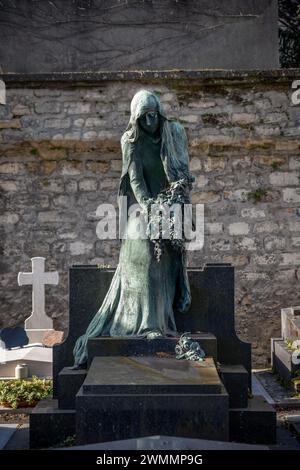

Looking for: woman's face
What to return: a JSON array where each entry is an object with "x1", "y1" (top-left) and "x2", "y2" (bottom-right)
[{"x1": 138, "y1": 110, "x2": 159, "y2": 135}]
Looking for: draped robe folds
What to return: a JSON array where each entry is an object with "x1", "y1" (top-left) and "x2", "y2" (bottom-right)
[{"x1": 73, "y1": 93, "x2": 192, "y2": 366}]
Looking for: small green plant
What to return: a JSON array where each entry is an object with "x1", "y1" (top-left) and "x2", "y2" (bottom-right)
[
  {"x1": 271, "y1": 161, "x2": 281, "y2": 170},
  {"x1": 54, "y1": 434, "x2": 76, "y2": 448},
  {"x1": 0, "y1": 377, "x2": 52, "y2": 409},
  {"x1": 292, "y1": 370, "x2": 300, "y2": 394},
  {"x1": 273, "y1": 371, "x2": 290, "y2": 389},
  {"x1": 286, "y1": 340, "x2": 298, "y2": 352},
  {"x1": 51, "y1": 146, "x2": 65, "y2": 151},
  {"x1": 247, "y1": 188, "x2": 268, "y2": 204},
  {"x1": 292, "y1": 376, "x2": 300, "y2": 395},
  {"x1": 30, "y1": 148, "x2": 39, "y2": 156}
]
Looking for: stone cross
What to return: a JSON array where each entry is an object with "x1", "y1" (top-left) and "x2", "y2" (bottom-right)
[{"x1": 18, "y1": 257, "x2": 59, "y2": 332}]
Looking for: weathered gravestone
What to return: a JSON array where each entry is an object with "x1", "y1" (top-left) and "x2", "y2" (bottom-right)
[
  {"x1": 18, "y1": 257, "x2": 59, "y2": 344},
  {"x1": 271, "y1": 306, "x2": 300, "y2": 383},
  {"x1": 30, "y1": 263, "x2": 276, "y2": 448},
  {"x1": 0, "y1": 257, "x2": 60, "y2": 378},
  {"x1": 0, "y1": 0, "x2": 279, "y2": 73}
]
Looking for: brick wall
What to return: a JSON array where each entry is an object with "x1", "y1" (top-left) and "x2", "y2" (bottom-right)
[{"x1": 1, "y1": 70, "x2": 300, "y2": 367}]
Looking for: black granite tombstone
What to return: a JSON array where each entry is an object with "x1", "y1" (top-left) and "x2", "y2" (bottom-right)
[
  {"x1": 53, "y1": 263, "x2": 251, "y2": 395},
  {"x1": 30, "y1": 263, "x2": 276, "y2": 448}
]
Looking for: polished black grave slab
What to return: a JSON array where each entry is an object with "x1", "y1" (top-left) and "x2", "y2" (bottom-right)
[
  {"x1": 57, "y1": 335, "x2": 217, "y2": 410},
  {"x1": 75, "y1": 355, "x2": 229, "y2": 445},
  {"x1": 83, "y1": 356, "x2": 221, "y2": 395},
  {"x1": 76, "y1": 388, "x2": 229, "y2": 445}
]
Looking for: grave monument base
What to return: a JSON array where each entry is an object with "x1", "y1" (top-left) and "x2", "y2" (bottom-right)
[{"x1": 30, "y1": 265, "x2": 276, "y2": 448}]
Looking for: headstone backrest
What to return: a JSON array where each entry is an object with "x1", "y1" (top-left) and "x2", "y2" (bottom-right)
[
  {"x1": 53, "y1": 263, "x2": 252, "y2": 395},
  {"x1": 0, "y1": 327, "x2": 29, "y2": 349}
]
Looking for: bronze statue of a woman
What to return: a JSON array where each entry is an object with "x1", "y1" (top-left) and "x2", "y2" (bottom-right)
[{"x1": 73, "y1": 89, "x2": 193, "y2": 367}]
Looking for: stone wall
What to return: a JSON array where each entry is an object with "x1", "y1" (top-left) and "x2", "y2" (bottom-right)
[{"x1": 1, "y1": 70, "x2": 300, "y2": 366}]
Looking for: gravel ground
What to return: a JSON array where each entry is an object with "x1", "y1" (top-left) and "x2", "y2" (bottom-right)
[{"x1": 0, "y1": 413, "x2": 29, "y2": 425}]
